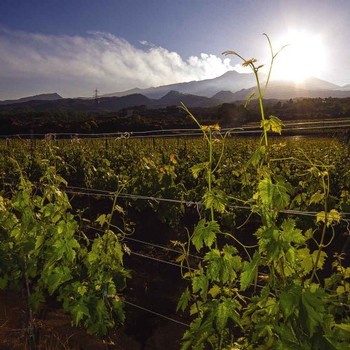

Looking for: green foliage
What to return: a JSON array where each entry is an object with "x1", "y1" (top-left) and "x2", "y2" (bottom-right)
[
  {"x1": 240, "y1": 251, "x2": 260, "y2": 291},
  {"x1": 260, "y1": 115, "x2": 283, "y2": 134},
  {"x1": 192, "y1": 219, "x2": 220, "y2": 252},
  {"x1": 204, "y1": 245, "x2": 241, "y2": 284},
  {"x1": 0, "y1": 34, "x2": 350, "y2": 349},
  {"x1": 0, "y1": 166, "x2": 128, "y2": 339},
  {"x1": 177, "y1": 33, "x2": 350, "y2": 350}
]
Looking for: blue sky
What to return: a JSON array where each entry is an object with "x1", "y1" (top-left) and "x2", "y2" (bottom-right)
[{"x1": 0, "y1": 0, "x2": 349, "y2": 99}]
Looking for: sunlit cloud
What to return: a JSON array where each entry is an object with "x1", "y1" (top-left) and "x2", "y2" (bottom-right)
[{"x1": 0, "y1": 28, "x2": 239, "y2": 98}]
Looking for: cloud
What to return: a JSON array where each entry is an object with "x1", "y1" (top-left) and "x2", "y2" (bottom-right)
[{"x1": 0, "y1": 28, "x2": 239, "y2": 98}]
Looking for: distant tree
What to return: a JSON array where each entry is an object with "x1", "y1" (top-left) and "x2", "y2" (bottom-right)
[{"x1": 217, "y1": 103, "x2": 249, "y2": 127}]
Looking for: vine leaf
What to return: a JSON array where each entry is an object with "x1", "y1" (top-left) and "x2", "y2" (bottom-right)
[
  {"x1": 298, "y1": 248, "x2": 327, "y2": 274},
  {"x1": 248, "y1": 145, "x2": 266, "y2": 168},
  {"x1": 260, "y1": 115, "x2": 283, "y2": 134},
  {"x1": 203, "y1": 189, "x2": 227, "y2": 213},
  {"x1": 208, "y1": 284, "x2": 221, "y2": 298},
  {"x1": 46, "y1": 265, "x2": 72, "y2": 295},
  {"x1": 240, "y1": 251, "x2": 261, "y2": 291},
  {"x1": 180, "y1": 316, "x2": 212, "y2": 350},
  {"x1": 244, "y1": 91, "x2": 256, "y2": 108},
  {"x1": 316, "y1": 209, "x2": 341, "y2": 227},
  {"x1": 258, "y1": 176, "x2": 290, "y2": 209},
  {"x1": 279, "y1": 284, "x2": 302, "y2": 318},
  {"x1": 71, "y1": 300, "x2": 90, "y2": 326},
  {"x1": 204, "y1": 246, "x2": 240, "y2": 284},
  {"x1": 190, "y1": 162, "x2": 208, "y2": 179},
  {"x1": 216, "y1": 298, "x2": 240, "y2": 331},
  {"x1": 192, "y1": 274, "x2": 209, "y2": 301},
  {"x1": 298, "y1": 248, "x2": 314, "y2": 274},
  {"x1": 52, "y1": 234, "x2": 80, "y2": 262},
  {"x1": 334, "y1": 323, "x2": 350, "y2": 333},
  {"x1": 281, "y1": 219, "x2": 305, "y2": 244},
  {"x1": 309, "y1": 191, "x2": 325, "y2": 205},
  {"x1": 192, "y1": 219, "x2": 220, "y2": 252},
  {"x1": 299, "y1": 287, "x2": 326, "y2": 337},
  {"x1": 96, "y1": 214, "x2": 108, "y2": 226},
  {"x1": 177, "y1": 287, "x2": 191, "y2": 312}
]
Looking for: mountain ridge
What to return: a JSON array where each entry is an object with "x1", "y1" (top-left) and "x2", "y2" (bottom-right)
[
  {"x1": 0, "y1": 93, "x2": 62, "y2": 106},
  {"x1": 102, "y1": 71, "x2": 258, "y2": 99},
  {"x1": 101, "y1": 72, "x2": 348, "y2": 99},
  {"x1": 1, "y1": 72, "x2": 350, "y2": 110}
]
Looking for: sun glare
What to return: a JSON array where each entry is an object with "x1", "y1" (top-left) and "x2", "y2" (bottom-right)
[{"x1": 270, "y1": 30, "x2": 327, "y2": 83}]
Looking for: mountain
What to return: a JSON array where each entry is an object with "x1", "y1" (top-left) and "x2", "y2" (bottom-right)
[
  {"x1": 103, "y1": 70, "x2": 258, "y2": 99},
  {"x1": 229, "y1": 79, "x2": 350, "y2": 101},
  {"x1": 0, "y1": 93, "x2": 153, "y2": 112},
  {"x1": 1, "y1": 72, "x2": 350, "y2": 114},
  {"x1": 155, "y1": 90, "x2": 220, "y2": 108},
  {"x1": 102, "y1": 71, "x2": 350, "y2": 101},
  {"x1": 0, "y1": 91, "x2": 222, "y2": 112},
  {"x1": 0, "y1": 93, "x2": 63, "y2": 106},
  {"x1": 212, "y1": 90, "x2": 237, "y2": 103},
  {"x1": 97, "y1": 94, "x2": 152, "y2": 110},
  {"x1": 102, "y1": 88, "x2": 146, "y2": 98},
  {"x1": 340, "y1": 84, "x2": 350, "y2": 91},
  {"x1": 286, "y1": 77, "x2": 339, "y2": 90}
]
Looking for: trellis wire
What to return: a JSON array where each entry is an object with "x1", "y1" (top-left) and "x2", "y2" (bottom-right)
[
  {"x1": 1, "y1": 118, "x2": 350, "y2": 140},
  {"x1": 1, "y1": 177, "x2": 349, "y2": 219},
  {"x1": 88, "y1": 225, "x2": 203, "y2": 261},
  {"x1": 123, "y1": 300, "x2": 189, "y2": 327},
  {"x1": 118, "y1": 233, "x2": 203, "y2": 261},
  {"x1": 129, "y1": 251, "x2": 195, "y2": 272},
  {"x1": 65, "y1": 184, "x2": 350, "y2": 219},
  {"x1": 89, "y1": 226, "x2": 203, "y2": 271}
]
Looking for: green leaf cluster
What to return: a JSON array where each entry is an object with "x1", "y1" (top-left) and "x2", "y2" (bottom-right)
[{"x1": 0, "y1": 168, "x2": 129, "y2": 337}]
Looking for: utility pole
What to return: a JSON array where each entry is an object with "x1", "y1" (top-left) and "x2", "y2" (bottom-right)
[{"x1": 94, "y1": 88, "x2": 99, "y2": 105}]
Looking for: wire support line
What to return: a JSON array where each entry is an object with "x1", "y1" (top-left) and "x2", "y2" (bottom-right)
[
  {"x1": 1, "y1": 119, "x2": 350, "y2": 139},
  {"x1": 65, "y1": 185, "x2": 202, "y2": 207},
  {"x1": 2, "y1": 124, "x2": 348, "y2": 140},
  {"x1": 123, "y1": 300, "x2": 189, "y2": 327},
  {"x1": 3, "y1": 176, "x2": 350, "y2": 218},
  {"x1": 83, "y1": 226, "x2": 199, "y2": 268},
  {"x1": 283, "y1": 124, "x2": 350, "y2": 131},
  {"x1": 129, "y1": 251, "x2": 196, "y2": 272},
  {"x1": 2, "y1": 179, "x2": 350, "y2": 218},
  {"x1": 64, "y1": 184, "x2": 350, "y2": 218},
  {"x1": 86, "y1": 222, "x2": 195, "y2": 271},
  {"x1": 87, "y1": 224, "x2": 203, "y2": 261},
  {"x1": 122, "y1": 236, "x2": 203, "y2": 261},
  {"x1": 242, "y1": 119, "x2": 350, "y2": 129}
]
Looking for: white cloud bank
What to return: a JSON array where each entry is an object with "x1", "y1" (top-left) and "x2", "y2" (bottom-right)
[{"x1": 0, "y1": 28, "x2": 241, "y2": 98}]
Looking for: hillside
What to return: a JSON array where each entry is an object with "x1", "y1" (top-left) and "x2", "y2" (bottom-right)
[
  {"x1": 0, "y1": 93, "x2": 63, "y2": 106},
  {"x1": 102, "y1": 71, "x2": 350, "y2": 100},
  {"x1": 1, "y1": 95, "x2": 350, "y2": 136}
]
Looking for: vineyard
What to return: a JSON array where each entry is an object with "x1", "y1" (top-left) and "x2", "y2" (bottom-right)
[
  {"x1": 1, "y1": 36, "x2": 350, "y2": 350},
  {"x1": 1, "y1": 127, "x2": 350, "y2": 349}
]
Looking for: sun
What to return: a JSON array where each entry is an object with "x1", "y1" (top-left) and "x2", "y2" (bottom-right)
[{"x1": 270, "y1": 30, "x2": 327, "y2": 83}]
